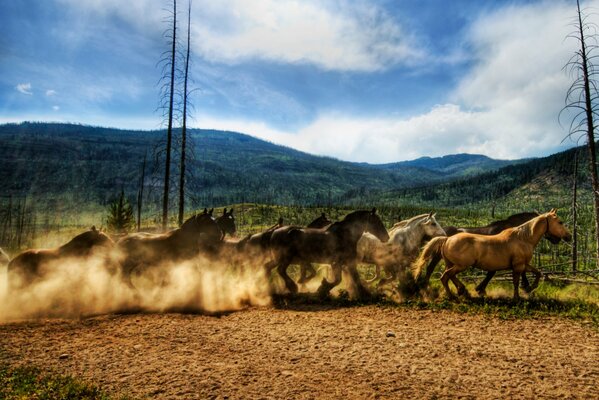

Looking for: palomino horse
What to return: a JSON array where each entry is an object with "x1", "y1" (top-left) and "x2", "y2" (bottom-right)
[
  {"x1": 117, "y1": 212, "x2": 222, "y2": 284},
  {"x1": 412, "y1": 209, "x2": 571, "y2": 300},
  {"x1": 430, "y1": 212, "x2": 540, "y2": 295},
  {"x1": 269, "y1": 209, "x2": 389, "y2": 298},
  {"x1": 7, "y1": 226, "x2": 114, "y2": 289},
  {"x1": 358, "y1": 213, "x2": 446, "y2": 287}
]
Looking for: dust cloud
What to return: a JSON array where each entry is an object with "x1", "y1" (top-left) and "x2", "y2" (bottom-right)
[{"x1": 0, "y1": 249, "x2": 271, "y2": 322}]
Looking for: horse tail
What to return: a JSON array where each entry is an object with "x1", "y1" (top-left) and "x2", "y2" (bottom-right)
[{"x1": 411, "y1": 236, "x2": 446, "y2": 283}]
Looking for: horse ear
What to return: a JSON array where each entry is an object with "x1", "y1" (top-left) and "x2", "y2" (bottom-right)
[
  {"x1": 209, "y1": 208, "x2": 214, "y2": 216},
  {"x1": 278, "y1": 217, "x2": 284, "y2": 226},
  {"x1": 549, "y1": 208, "x2": 557, "y2": 214},
  {"x1": 223, "y1": 208, "x2": 227, "y2": 215},
  {"x1": 428, "y1": 211, "x2": 433, "y2": 218},
  {"x1": 229, "y1": 208, "x2": 234, "y2": 215},
  {"x1": 203, "y1": 208, "x2": 208, "y2": 214},
  {"x1": 91, "y1": 225, "x2": 97, "y2": 232},
  {"x1": 321, "y1": 212, "x2": 326, "y2": 218},
  {"x1": 371, "y1": 207, "x2": 377, "y2": 215}
]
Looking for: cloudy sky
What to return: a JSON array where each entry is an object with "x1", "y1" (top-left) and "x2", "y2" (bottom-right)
[{"x1": 0, "y1": 0, "x2": 593, "y2": 163}]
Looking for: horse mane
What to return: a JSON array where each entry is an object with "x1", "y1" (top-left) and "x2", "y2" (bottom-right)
[
  {"x1": 394, "y1": 214, "x2": 430, "y2": 230},
  {"x1": 512, "y1": 213, "x2": 547, "y2": 241}
]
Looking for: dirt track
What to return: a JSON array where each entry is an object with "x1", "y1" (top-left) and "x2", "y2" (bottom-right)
[{"x1": 1, "y1": 305, "x2": 598, "y2": 399}]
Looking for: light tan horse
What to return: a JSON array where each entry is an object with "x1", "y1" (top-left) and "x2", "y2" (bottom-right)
[{"x1": 412, "y1": 209, "x2": 571, "y2": 300}]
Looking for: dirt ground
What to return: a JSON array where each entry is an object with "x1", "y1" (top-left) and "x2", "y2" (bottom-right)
[{"x1": 1, "y1": 305, "x2": 598, "y2": 399}]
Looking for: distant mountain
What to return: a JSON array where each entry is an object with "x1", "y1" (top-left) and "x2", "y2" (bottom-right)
[
  {"x1": 0, "y1": 122, "x2": 523, "y2": 210},
  {"x1": 365, "y1": 144, "x2": 593, "y2": 208},
  {"x1": 376, "y1": 153, "x2": 526, "y2": 177}
]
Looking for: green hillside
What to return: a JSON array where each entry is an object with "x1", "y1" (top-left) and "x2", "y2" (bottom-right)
[{"x1": 0, "y1": 122, "x2": 516, "y2": 210}]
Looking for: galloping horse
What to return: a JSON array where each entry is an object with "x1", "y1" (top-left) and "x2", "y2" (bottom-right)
[
  {"x1": 216, "y1": 208, "x2": 236, "y2": 239},
  {"x1": 117, "y1": 212, "x2": 222, "y2": 284},
  {"x1": 436, "y1": 212, "x2": 540, "y2": 295},
  {"x1": 412, "y1": 209, "x2": 571, "y2": 300},
  {"x1": 358, "y1": 213, "x2": 446, "y2": 287},
  {"x1": 7, "y1": 226, "x2": 114, "y2": 289},
  {"x1": 270, "y1": 209, "x2": 389, "y2": 298}
]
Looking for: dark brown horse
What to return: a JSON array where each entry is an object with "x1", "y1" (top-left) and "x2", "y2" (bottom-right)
[
  {"x1": 216, "y1": 208, "x2": 236, "y2": 239},
  {"x1": 269, "y1": 209, "x2": 389, "y2": 298},
  {"x1": 7, "y1": 226, "x2": 114, "y2": 289},
  {"x1": 117, "y1": 212, "x2": 222, "y2": 284},
  {"x1": 434, "y1": 212, "x2": 540, "y2": 295}
]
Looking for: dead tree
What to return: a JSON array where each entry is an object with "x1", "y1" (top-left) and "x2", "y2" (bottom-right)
[
  {"x1": 178, "y1": 0, "x2": 192, "y2": 226},
  {"x1": 160, "y1": 0, "x2": 178, "y2": 231},
  {"x1": 563, "y1": 0, "x2": 599, "y2": 266},
  {"x1": 137, "y1": 150, "x2": 147, "y2": 232},
  {"x1": 572, "y1": 151, "x2": 579, "y2": 272}
]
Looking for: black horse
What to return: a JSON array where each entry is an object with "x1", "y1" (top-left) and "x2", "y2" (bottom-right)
[
  {"x1": 215, "y1": 208, "x2": 236, "y2": 240},
  {"x1": 117, "y1": 211, "x2": 222, "y2": 285},
  {"x1": 269, "y1": 209, "x2": 389, "y2": 298}
]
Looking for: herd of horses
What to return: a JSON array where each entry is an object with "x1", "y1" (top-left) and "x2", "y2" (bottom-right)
[{"x1": 2, "y1": 207, "x2": 572, "y2": 301}]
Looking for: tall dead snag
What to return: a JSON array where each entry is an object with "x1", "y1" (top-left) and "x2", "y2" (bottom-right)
[
  {"x1": 161, "y1": 0, "x2": 177, "y2": 231},
  {"x1": 137, "y1": 150, "x2": 147, "y2": 232},
  {"x1": 572, "y1": 151, "x2": 579, "y2": 272},
  {"x1": 178, "y1": 0, "x2": 192, "y2": 227},
  {"x1": 563, "y1": 0, "x2": 599, "y2": 266}
]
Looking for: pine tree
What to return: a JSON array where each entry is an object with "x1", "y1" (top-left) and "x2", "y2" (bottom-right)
[{"x1": 107, "y1": 190, "x2": 135, "y2": 234}]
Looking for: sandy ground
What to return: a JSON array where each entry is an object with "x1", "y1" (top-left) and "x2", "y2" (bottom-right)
[{"x1": 1, "y1": 305, "x2": 598, "y2": 400}]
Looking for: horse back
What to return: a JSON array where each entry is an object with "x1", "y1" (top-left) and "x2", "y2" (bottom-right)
[{"x1": 444, "y1": 231, "x2": 532, "y2": 270}]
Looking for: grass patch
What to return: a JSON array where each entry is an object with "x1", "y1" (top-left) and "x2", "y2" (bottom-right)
[
  {"x1": 272, "y1": 281, "x2": 599, "y2": 327},
  {"x1": 0, "y1": 364, "x2": 126, "y2": 400},
  {"x1": 397, "y1": 280, "x2": 599, "y2": 326}
]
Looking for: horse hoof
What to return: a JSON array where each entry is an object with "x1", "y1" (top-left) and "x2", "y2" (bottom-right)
[{"x1": 523, "y1": 285, "x2": 536, "y2": 294}]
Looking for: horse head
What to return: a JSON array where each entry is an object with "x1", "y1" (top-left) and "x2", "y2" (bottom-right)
[
  {"x1": 307, "y1": 212, "x2": 332, "y2": 229},
  {"x1": 420, "y1": 212, "x2": 446, "y2": 238},
  {"x1": 216, "y1": 208, "x2": 236, "y2": 238},
  {"x1": 544, "y1": 208, "x2": 572, "y2": 244},
  {"x1": 181, "y1": 213, "x2": 222, "y2": 247},
  {"x1": 365, "y1": 208, "x2": 389, "y2": 243}
]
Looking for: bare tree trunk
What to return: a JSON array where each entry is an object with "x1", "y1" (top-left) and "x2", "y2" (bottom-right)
[
  {"x1": 162, "y1": 0, "x2": 177, "y2": 232},
  {"x1": 577, "y1": 0, "x2": 599, "y2": 267},
  {"x1": 572, "y1": 151, "x2": 578, "y2": 272},
  {"x1": 137, "y1": 151, "x2": 147, "y2": 232},
  {"x1": 178, "y1": 0, "x2": 192, "y2": 227}
]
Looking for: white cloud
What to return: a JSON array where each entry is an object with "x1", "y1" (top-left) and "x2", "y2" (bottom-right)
[
  {"x1": 16, "y1": 83, "x2": 32, "y2": 95},
  {"x1": 57, "y1": 0, "x2": 426, "y2": 72},
  {"x1": 46, "y1": 90, "x2": 57, "y2": 96},
  {"x1": 52, "y1": 105, "x2": 60, "y2": 111},
  {"x1": 192, "y1": 0, "x2": 425, "y2": 71}
]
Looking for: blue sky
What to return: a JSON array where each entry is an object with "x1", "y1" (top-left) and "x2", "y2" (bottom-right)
[{"x1": 0, "y1": 0, "x2": 590, "y2": 162}]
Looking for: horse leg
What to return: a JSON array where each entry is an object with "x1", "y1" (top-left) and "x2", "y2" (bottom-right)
[
  {"x1": 475, "y1": 271, "x2": 496, "y2": 297},
  {"x1": 512, "y1": 265, "x2": 525, "y2": 301},
  {"x1": 317, "y1": 263, "x2": 342, "y2": 298},
  {"x1": 450, "y1": 275, "x2": 468, "y2": 297},
  {"x1": 346, "y1": 261, "x2": 371, "y2": 299},
  {"x1": 366, "y1": 263, "x2": 381, "y2": 283},
  {"x1": 277, "y1": 261, "x2": 298, "y2": 294},
  {"x1": 377, "y1": 264, "x2": 394, "y2": 288},
  {"x1": 524, "y1": 264, "x2": 542, "y2": 292},
  {"x1": 440, "y1": 264, "x2": 458, "y2": 300},
  {"x1": 521, "y1": 273, "x2": 532, "y2": 293},
  {"x1": 298, "y1": 263, "x2": 317, "y2": 284},
  {"x1": 424, "y1": 252, "x2": 442, "y2": 286}
]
